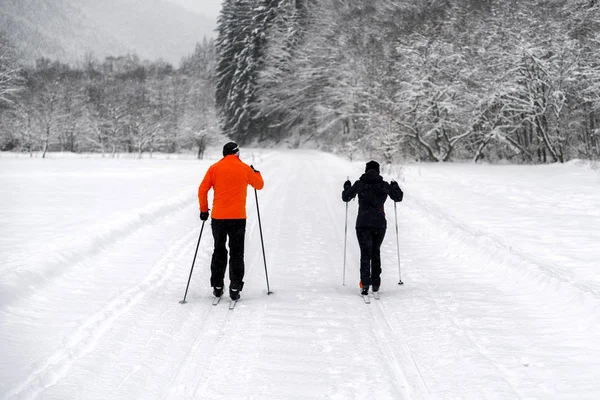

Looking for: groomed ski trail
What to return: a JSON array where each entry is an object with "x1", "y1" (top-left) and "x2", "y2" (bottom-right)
[{"x1": 3, "y1": 150, "x2": 599, "y2": 400}]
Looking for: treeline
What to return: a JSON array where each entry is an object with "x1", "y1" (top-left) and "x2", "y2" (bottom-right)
[
  {"x1": 0, "y1": 36, "x2": 219, "y2": 158},
  {"x1": 3, "y1": 1, "x2": 600, "y2": 163},
  {"x1": 216, "y1": 0, "x2": 600, "y2": 162}
]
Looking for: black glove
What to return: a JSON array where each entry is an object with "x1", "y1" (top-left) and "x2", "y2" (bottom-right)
[
  {"x1": 343, "y1": 180, "x2": 351, "y2": 190},
  {"x1": 199, "y1": 210, "x2": 209, "y2": 221},
  {"x1": 250, "y1": 165, "x2": 260, "y2": 173},
  {"x1": 390, "y1": 180, "x2": 403, "y2": 202}
]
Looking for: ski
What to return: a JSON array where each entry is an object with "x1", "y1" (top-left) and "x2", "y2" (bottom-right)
[
  {"x1": 212, "y1": 296, "x2": 222, "y2": 306},
  {"x1": 372, "y1": 291, "x2": 380, "y2": 300},
  {"x1": 229, "y1": 299, "x2": 238, "y2": 310}
]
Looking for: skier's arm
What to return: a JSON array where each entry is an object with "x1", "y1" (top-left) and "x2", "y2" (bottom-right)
[
  {"x1": 198, "y1": 167, "x2": 213, "y2": 212},
  {"x1": 247, "y1": 164, "x2": 264, "y2": 190},
  {"x1": 388, "y1": 180, "x2": 404, "y2": 202},
  {"x1": 342, "y1": 181, "x2": 359, "y2": 202}
]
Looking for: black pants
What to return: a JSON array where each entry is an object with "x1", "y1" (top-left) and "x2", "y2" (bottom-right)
[
  {"x1": 210, "y1": 218, "x2": 246, "y2": 291},
  {"x1": 356, "y1": 227, "x2": 386, "y2": 287}
]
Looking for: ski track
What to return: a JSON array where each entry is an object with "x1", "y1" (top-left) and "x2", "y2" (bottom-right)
[
  {"x1": 2, "y1": 151, "x2": 599, "y2": 399},
  {"x1": 370, "y1": 301, "x2": 431, "y2": 399},
  {"x1": 157, "y1": 154, "x2": 414, "y2": 399},
  {"x1": 409, "y1": 189, "x2": 600, "y2": 302},
  {"x1": 164, "y1": 306, "x2": 233, "y2": 400},
  {"x1": 0, "y1": 191, "x2": 195, "y2": 307},
  {"x1": 2, "y1": 215, "x2": 202, "y2": 400},
  {"x1": 381, "y1": 181, "x2": 600, "y2": 398}
]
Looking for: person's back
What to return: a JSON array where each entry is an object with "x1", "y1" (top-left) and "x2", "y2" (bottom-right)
[
  {"x1": 353, "y1": 169, "x2": 393, "y2": 229},
  {"x1": 200, "y1": 155, "x2": 264, "y2": 219},
  {"x1": 342, "y1": 163, "x2": 402, "y2": 228}
]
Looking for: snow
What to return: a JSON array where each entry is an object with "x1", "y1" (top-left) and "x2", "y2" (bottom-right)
[{"x1": 1, "y1": 149, "x2": 599, "y2": 399}]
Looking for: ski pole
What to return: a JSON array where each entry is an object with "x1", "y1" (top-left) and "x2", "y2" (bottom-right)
[
  {"x1": 342, "y1": 175, "x2": 350, "y2": 286},
  {"x1": 179, "y1": 220, "x2": 206, "y2": 304},
  {"x1": 343, "y1": 201, "x2": 348, "y2": 286},
  {"x1": 394, "y1": 201, "x2": 404, "y2": 285},
  {"x1": 255, "y1": 188, "x2": 272, "y2": 294}
]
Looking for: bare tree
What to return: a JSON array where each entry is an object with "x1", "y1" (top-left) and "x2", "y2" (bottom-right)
[{"x1": 0, "y1": 33, "x2": 21, "y2": 107}]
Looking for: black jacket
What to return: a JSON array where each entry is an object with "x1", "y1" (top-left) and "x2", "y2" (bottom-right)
[{"x1": 342, "y1": 170, "x2": 403, "y2": 229}]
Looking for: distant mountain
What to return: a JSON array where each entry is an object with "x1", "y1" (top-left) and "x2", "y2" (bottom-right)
[{"x1": 0, "y1": 0, "x2": 216, "y2": 66}]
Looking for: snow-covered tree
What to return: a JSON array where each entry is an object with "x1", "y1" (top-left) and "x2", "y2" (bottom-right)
[
  {"x1": 3, "y1": 0, "x2": 599, "y2": 162},
  {"x1": 0, "y1": 33, "x2": 21, "y2": 108},
  {"x1": 180, "y1": 38, "x2": 220, "y2": 158},
  {"x1": 215, "y1": 0, "x2": 260, "y2": 142},
  {"x1": 216, "y1": 0, "x2": 289, "y2": 143}
]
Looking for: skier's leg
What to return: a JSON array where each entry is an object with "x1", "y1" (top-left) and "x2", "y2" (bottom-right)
[
  {"x1": 210, "y1": 219, "x2": 228, "y2": 288},
  {"x1": 371, "y1": 228, "x2": 386, "y2": 288},
  {"x1": 228, "y1": 219, "x2": 246, "y2": 292},
  {"x1": 356, "y1": 228, "x2": 373, "y2": 286}
]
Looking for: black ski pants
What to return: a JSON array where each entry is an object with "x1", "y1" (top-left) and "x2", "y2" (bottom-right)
[
  {"x1": 210, "y1": 218, "x2": 246, "y2": 291},
  {"x1": 356, "y1": 227, "x2": 386, "y2": 287}
]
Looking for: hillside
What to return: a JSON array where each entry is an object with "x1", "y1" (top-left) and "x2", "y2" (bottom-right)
[{"x1": 0, "y1": 0, "x2": 216, "y2": 66}]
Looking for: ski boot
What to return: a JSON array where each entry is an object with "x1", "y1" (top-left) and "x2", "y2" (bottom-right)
[
  {"x1": 360, "y1": 282, "x2": 369, "y2": 296},
  {"x1": 229, "y1": 288, "x2": 240, "y2": 301}
]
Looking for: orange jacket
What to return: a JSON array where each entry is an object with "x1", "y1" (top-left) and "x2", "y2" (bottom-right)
[{"x1": 198, "y1": 155, "x2": 264, "y2": 219}]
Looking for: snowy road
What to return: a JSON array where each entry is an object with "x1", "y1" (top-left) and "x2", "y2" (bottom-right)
[{"x1": 1, "y1": 150, "x2": 599, "y2": 399}]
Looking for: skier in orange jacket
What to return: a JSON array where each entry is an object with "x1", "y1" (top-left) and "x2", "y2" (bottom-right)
[{"x1": 198, "y1": 142, "x2": 264, "y2": 300}]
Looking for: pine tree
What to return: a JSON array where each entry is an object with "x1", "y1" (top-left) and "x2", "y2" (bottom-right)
[
  {"x1": 254, "y1": 0, "x2": 309, "y2": 139},
  {"x1": 215, "y1": 0, "x2": 283, "y2": 143}
]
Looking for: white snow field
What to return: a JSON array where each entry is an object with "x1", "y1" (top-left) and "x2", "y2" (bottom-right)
[{"x1": 1, "y1": 149, "x2": 599, "y2": 400}]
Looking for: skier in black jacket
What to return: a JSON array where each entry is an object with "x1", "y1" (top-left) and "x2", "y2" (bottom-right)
[{"x1": 342, "y1": 160, "x2": 403, "y2": 295}]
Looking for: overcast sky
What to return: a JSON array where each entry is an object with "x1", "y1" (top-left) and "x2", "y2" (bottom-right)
[{"x1": 167, "y1": 0, "x2": 222, "y2": 19}]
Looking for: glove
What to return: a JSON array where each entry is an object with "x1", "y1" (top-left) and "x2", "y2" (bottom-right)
[
  {"x1": 250, "y1": 165, "x2": 260, "y2": 173},
  {"x1": 343, "y1": 180, "x2": 351, "y2": 190},
  {"x1": 199, "y1": 210, "x2": 209, "y2": 221},
  {"x1": 390, "y1": 180, "x2": 403, "y2": 202}
]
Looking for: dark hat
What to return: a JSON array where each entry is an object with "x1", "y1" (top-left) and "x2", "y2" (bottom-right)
[
  {"x1": 223, "y1": 142, "x2": 239, "y2": 156},
  {"x1": 365, "y1": 160, "x2": 380, "y2": 174}
]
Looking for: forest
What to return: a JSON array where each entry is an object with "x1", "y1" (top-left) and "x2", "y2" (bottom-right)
[
  {"x1": 0, "y1": 36, "x2": 218, "y2": 158},
  {"x1": 1, "y1": 0, "x2": 599, "y2": 162}
]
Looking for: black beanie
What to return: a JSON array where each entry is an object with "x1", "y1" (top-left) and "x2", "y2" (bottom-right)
[
  {"x1": 223, "y1": 142, "x2": 239, "y2": 156},
  {"x1": 365, "y1": 160, "x2": 380, "y2": 174}
]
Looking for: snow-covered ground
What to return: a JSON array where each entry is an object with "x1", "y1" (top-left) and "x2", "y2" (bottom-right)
[{"x1": 1, "y1": 150, "x2": 599, "y2": 399}]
